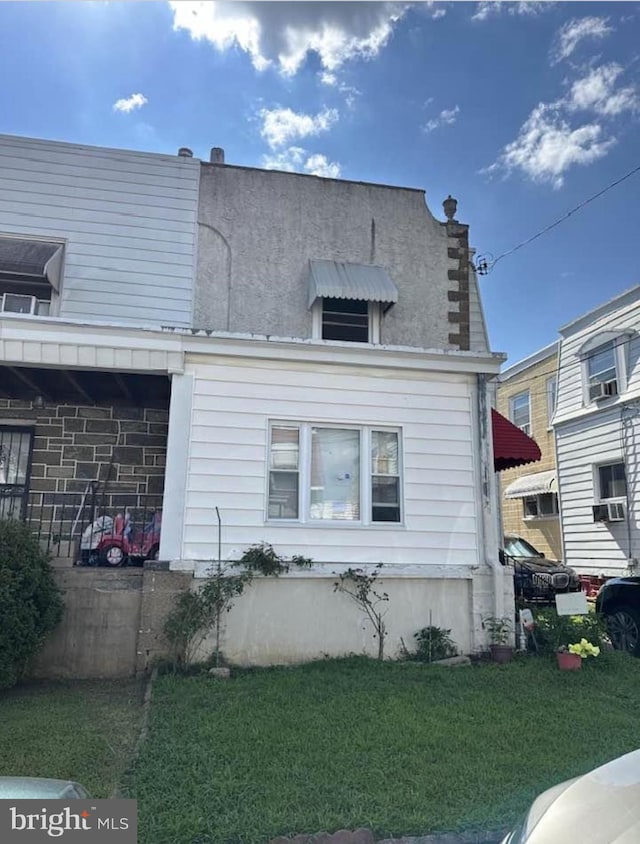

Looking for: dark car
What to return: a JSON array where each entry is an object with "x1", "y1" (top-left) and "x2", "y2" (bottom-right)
[
  {"x1": 596, "y1": 577, "x2": 640, "y2": 655},
  {"x1": 502, "y1": 534, "x2": 581, "y2": 603}
]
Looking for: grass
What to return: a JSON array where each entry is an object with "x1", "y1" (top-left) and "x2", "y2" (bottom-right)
[
  {"x1": 0, "y1": 678, "x2": 145, "y2": 797},
  {"x1": 129, "y1": 654, "x2": 640, "y2": 844}
]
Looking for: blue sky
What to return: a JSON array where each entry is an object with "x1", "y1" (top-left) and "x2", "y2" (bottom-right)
[{"x1": 1, "y1": 1, "x2": 638, "y2": 365}]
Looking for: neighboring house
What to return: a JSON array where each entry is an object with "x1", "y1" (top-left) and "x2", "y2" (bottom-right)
[
  {"x1": 555, "y1": 286, "x2": 640, "y2": 577},
  {"x1": 0, "y1": 134, "x2": 199, "y2": 570},
  {"x1": 0, "y1": 133, "x2": 516, "y2": 670},
  {"x1": 497, "y1": 342, "x2": 561, "y2": 559},
  {"x1": 161, "y1": 154, "x2": 513, "y2": 663}
]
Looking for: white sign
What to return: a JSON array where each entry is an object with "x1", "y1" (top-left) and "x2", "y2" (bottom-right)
[
  {"x1": 555, "y1": 591, "x2": 589, "y2": 616},
  {"x1": 519, "y1": 609, "x2": 535, "y2": 631}
]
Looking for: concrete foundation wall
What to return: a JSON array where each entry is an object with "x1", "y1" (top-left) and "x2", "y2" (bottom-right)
[
  {"x1": 196, "y1": 575, "x2": 477, "y2": 666},
  {"x1": 31, "y1": 569, "x2": 144, "y2": 679}
]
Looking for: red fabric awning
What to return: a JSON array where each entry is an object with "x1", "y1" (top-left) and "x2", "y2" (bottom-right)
[{"x1": 491, "y1": 408, "x2": 541, "y2": 472}]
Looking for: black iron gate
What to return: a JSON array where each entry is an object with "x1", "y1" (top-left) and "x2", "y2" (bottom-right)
[{"x1": 0, "y1": 425, "x2": 34, "y2": 519}]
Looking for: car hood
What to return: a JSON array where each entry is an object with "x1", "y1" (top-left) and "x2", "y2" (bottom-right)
[
  {"x1": 513, "y1": 557, "x2": 575, "y2": 575},
  {"x1": 519, "y1": 749, "x2": 640, "y2": 843}
]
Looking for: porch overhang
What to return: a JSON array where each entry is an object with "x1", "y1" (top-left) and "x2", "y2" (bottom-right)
[{"x1": 491, "y1": 408, "x2": 541, "y2": 472}]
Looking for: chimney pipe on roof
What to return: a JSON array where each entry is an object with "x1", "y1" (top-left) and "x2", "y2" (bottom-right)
[
  {"x1": 210, "y1": 147, "x2": 225, "y2": 164},
  {"x1": 178, "y1": 147, "x2": 193, "y2": 158}
]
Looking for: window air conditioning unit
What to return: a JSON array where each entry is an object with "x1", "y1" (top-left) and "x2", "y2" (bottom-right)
[
  {"x1": 589, "y1": 379, "x2": 618, "y2": 401},
  {"x1": 593, "y1": 502, "x2": 625, "y2": 523},
  {"x1": 1, "y1": 293, "x2": 38, "y2": 315}
]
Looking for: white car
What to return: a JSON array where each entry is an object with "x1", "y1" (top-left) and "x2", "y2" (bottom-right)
[{"x1": 501, "y1": 749, "x2": 640, "y2": 843}]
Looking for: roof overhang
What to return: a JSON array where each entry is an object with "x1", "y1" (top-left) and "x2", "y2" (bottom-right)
[
  {"x1": 308, "y1": 260, "x2": 398, "y2": 311},
  {"x1": 0, "y1": 237, "x2": 64, "y2": 292},
  {"x1": 504, "y1": 469, "x2": 556, "y2": 498},
  {"x1": 491, "y1": 408, "x2": 541, "y2": 472}
]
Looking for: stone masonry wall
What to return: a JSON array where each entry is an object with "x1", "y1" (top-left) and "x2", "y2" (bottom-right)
[{"x1": 0, "y1": 399, "x2": 168, "y2": 556}]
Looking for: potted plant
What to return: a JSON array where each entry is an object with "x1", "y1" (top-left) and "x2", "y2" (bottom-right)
[
  {"x1": 556, "y1": 638, "x2": 600, "y2": 671},
  {"x1": 483, "y1": 615, "x2": 514, "y2": 663}
]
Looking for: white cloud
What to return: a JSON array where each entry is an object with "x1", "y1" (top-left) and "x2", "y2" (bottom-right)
[
  {"x1": 550, "y1": 16, "x2": 613, "y2": 64},
  {"x1": 568, "y1": 63, "x2": 638, "y2": 116},
  {"x1": 259, "y1": 106, "x2": 339, "y2": 149},
  {"x1": 431, "y1": 8, "x2": 446, "y2": 19},
  {"x1": 472, "y1": 2, "x2": 552, "y2": 22},
  {"x1": 485, "y1": 102, "x2": 615, "y2": 188},
  {"x1": 304, "y1": 153, "x2": 342, "y2": 178},
  {"x1": 423, "y1": 105, "x2": 460, "y2": 134},
  {"x1": 113, "y1": 93, "x2": 148, "y2": 113},
  {"x1": 262, "y1": 146, "x2": 341, "y2": 178},
  {"x1": 169, "y1": 1, "x2": 407, "y2": 76}
]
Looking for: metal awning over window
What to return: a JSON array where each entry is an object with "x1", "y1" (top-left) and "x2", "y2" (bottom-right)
[
  {"x1": 504, "y1": 469, "x2": 557, "y2": 499},
  {"x1": 308, "y1": 260, "x2": 398, "y2": 311},
  {"x1": 0, "y1": 237, "x2": 64, "y2": 292}
]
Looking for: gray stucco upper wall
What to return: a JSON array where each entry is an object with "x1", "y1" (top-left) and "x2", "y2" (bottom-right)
[{"x1": 194, "y1": 163, "x2": 468, "y2": 350}]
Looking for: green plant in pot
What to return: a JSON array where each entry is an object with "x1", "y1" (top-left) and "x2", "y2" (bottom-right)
[{"x1": 483, "y1": 615, "x2": 514, "y2": 663}]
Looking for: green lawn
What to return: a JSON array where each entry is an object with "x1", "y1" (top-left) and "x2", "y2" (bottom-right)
[
  {"x1": 0, "y1": 678, "x2": 145, "y2": 798},
  {"x1": 129, "y1": 655, "x2": 640, "y2": 844}
]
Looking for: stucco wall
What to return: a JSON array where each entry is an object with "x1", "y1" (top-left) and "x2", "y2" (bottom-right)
[
  {"x1": 194, "y1": 164, "x2": 461, "y2": 350},
  {"x1": 197, "y1": 575, "x2": 474, "y2": 665}
]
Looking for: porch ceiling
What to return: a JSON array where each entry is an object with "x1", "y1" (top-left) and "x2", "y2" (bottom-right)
[{"x1": 0, "y1": 365, "x2": 170, "y2": 407}]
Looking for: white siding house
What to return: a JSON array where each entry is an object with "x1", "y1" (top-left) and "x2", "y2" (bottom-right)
[
  {"x1": 159, "y1": 161, "x2": 511, "y2": 664},
  {"x1": 0, "y1": 134, "x2": 199, "y2": 327},
  {"x1": 555, "y1": 286, "x2": 640, "y2": 575}
]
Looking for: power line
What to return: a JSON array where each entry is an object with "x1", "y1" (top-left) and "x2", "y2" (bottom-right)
[{"x1": 475, "y1": 162, "x2": 640, "y2": 275}]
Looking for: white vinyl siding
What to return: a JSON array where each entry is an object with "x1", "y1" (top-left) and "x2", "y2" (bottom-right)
[
  {"x1": 556, "y1": 410, "x2": 636, "y2": 574},
  {"x1": 555, "y1": 294, "x2": 640, "y2": 425},
  {"x1": 0, "y1": 134, "x2": 199, "y2": 327},
  {"x1": 181, "y1": 356, "x2": 479, "y2": 567}
]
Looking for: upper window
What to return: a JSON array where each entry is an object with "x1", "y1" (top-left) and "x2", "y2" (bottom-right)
[
  {"x1": 586, "y1": 341, "x2": 618, "y2": 401},
  {"x1": 0, "y1": 235, "x2": 64, "y2": 317},
  {"x1": 267, "y1": 423, "x2": 401, "y2": 524},
  {"x1": 322, "y1": 298, "x2": 370, "y2": 343},
  {"x1": 510, "y1": 391, "x2": 531, "y2": 435},
  {"x1": 546, "y1": 376, "x2": 557, "y2": 424},
  {"x1": 598, "y1": 462, "x2": 626, "y2": 501}
]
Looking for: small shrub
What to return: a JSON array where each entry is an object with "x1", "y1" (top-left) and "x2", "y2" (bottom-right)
[
  {"x1": 237, "y1": 542, "x2": 313, "y2": 576},
  {"x1": 163, "y1": 571, "x2": 251, "y2": 672},
  {"x1": 530, "y1": 608, "x2": 608, "y2": 655},
  {"x1": 409, "y1": 626, "x2": 458, "y2": 663},
  {"x1": 0, "y1": 519, "x2": 64, "y2": 689},
  {"x1": 334, "y1": 564, "x2": 389, "y2": 661}
]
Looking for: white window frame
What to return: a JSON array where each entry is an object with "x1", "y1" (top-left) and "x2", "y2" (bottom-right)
[
  {"x1": 522, "y1": 493, "x2": 559, "y2": 521},
  {"x1": 509, "y1": 390, "x2": 531, "y2": 435},
  {"x1": 581, "y1": 339, "x2": 626, "y2": 406},
  {"x1": 546, "y1": 376, "x2": 557, "y2": 426},
  {"x1": 594, "y1": 460, "x2": 626, "y2": 503},
  {"x1": 266, "y1": 421, "x2": 403, "y2": 526},
  {"x1": 311, "y1": 300, "x2": 381, "y2": 344}
]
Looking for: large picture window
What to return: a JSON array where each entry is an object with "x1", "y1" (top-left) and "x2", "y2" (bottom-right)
[{"x1": 267, "y1": 423, "x2": 402, "y2": 524}]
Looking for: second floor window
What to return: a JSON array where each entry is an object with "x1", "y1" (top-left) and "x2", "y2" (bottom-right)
[
  {"x1": 587, "y1": 341, "x2": 618, "y2": 401},
  {"x1": 510, "y1": 391, "x2": 531, "y2": 435},
  {"x1": 321, "y1": 298, "x2": 377, "y2": 343},
  {"x1": 546, "y1": 376, "x2": 557, "y2": 424}
]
